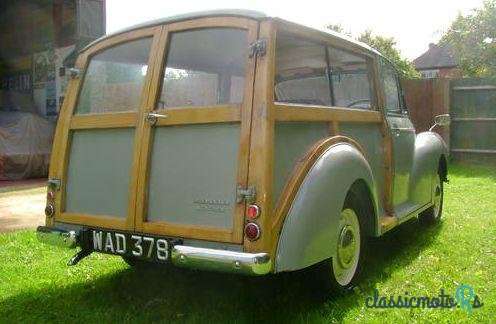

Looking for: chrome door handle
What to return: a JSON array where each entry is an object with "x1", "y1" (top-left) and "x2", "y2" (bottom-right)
[{"x1": 145, "y1": 112, "x2": 168, "y2": 125}]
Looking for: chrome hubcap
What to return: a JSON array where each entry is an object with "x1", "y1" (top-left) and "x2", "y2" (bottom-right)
[
  {"x1": 337, "y1": 225, "x2": 357, "y2": 269},
  {"x1": 332, "y1": 208, "x2": 361, "y2": 286}
]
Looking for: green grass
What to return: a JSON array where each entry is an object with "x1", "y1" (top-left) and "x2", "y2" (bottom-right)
[{"x1": 1, "y1": 163, "x2": 495, "y2": 323}]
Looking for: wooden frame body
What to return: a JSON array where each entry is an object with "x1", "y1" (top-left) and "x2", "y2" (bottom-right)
[{"x1": 48, "y1": 13, "x2": 433, "y2": 270}]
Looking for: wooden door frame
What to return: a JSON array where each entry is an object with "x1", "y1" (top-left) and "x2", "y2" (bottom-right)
[
  {"x1": 243, "y1": 19, "x2": 395, "y2": 255},
  {"x1": 133, "y1": 17, "x2": 259, "y2": 243},
  {"x1": 48, "y1": 26, "x2": 163, "y2": 230}
]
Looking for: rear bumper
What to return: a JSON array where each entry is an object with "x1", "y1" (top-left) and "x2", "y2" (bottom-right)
[
  {"x1": 171, "y1": 245, "x2": 271, "y2": 275},
  {"x1": 36, "y1": 226, "x2": 272, "y2": 276},
  {"x1": 37, "y1": 226, "x2": 78, "y2": 248}
]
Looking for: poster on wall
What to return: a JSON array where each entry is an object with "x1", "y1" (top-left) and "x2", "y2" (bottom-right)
[{"x1": 33, "y1": 50, "x2": 55, "y2": 87}]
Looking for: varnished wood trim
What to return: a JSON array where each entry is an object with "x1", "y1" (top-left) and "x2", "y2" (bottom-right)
[
  {"x1": 153, "y1": 106, "x2": 241, "y2": 126},
  {"x1": 371, "y1": 56, "x2": 394, "y2": 215},
  {"x1": 133, "y1": 26, "x2": 169, "y2": 232},
  {"x1": 142, "y1": 222, "x2": 233, "y2": 243},
  {"x1": 134, "y1": 19, "x2": 259, "y2": 243},
  {"x1": 58, "y1": 213, "x2": 127, "y2": 230},
  {"x1": 274, "y1": 104, "x2": 382, "y2": 123},
  {"x1": 269, "y1": 136, "x2": 366, "y2": 257},
  {"x1": 70, "y1": 113, "x2": 138, "y2": 129},
  {"x1": 81, "y1": 27, "x2": 158, "y2": 58},
  {"x1": 52, "y1": 27, "x2": 163, "y2": 231},
  {"x1": 48, "y1": 54, "x2": 87, "y2": 227},
  {"x1": 244, "y1": 20, "x2": 276, "y2": 254},
  {"x1": 329, "y1": 121, "x2": 340, "y2": 136}
]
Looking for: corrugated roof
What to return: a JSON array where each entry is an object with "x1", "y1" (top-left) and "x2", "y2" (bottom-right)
[{"x1": 414, "y1": 43, "x2": 459, "y2": 70}]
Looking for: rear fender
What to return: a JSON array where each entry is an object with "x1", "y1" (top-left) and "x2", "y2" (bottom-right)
[
  {"x1": 275, "y1": 142, "x2": 378, "y2": 272},
  {"x1": 409, "y1": 132, "x2": 449, "y2": 205}
]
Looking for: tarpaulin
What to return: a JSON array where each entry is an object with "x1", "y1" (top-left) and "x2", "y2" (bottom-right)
[{"x1": 0, "y1": 111, "x2": 54, "y2": 180}]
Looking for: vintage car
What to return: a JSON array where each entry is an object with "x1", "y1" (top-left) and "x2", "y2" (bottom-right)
[{"x1": 37, "y1": 10, "x2": 449, "y2": 291}]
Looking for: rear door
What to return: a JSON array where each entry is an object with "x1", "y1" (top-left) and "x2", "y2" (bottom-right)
[
  {"x1": 53, "y1": 27, "x2": 163, "y2": 231},
  {"x1": 133, "y1": 18, "x2": 259, "y2": 243}
]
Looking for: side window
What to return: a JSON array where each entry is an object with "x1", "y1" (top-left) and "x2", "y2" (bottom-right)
[
  {"x1": 274, "y1": 33, "x2": 331, "y2": 106},
  {"x1": 157, "y1": 28, "x2": 248, "y2": 108},
  {"x1": 327, "y1": 46, "x2": 374, "y2": 109},
  {"x1": 76, "y1": 37, "x2": 152, "y2": 114},
  {"x1": 380, "y1": 60, "x2": 401, "y2": 113}
]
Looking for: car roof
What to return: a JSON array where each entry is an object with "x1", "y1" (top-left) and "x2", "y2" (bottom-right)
[{"x1": 81, "y1": 9, "x2": 381, "y2": 57}]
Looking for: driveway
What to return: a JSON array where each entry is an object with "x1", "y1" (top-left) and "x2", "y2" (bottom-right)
[{"x1": 0, "y1": 183, "x2": 45, "y2": 232}]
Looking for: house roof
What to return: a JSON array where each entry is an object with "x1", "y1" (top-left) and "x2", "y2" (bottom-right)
[{"x1": 414, "y1": 43, "x2": 459, "y2": 70}]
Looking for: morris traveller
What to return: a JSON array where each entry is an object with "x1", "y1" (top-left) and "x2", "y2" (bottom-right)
[{"x1": 37, "y1": 10, "x2": 449, "y2": 291}]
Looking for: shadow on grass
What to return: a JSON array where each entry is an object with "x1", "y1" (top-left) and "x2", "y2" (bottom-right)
[{"x1": 0, "y1": 219, "x2": 442, "y2": 323}]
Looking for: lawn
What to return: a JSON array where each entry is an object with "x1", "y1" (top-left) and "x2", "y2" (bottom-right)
[{"x1": 0, "y1": 163, "x2": 494, "y2": 323}]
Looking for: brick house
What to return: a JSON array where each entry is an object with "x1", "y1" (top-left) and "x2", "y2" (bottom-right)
[{"x1": 414, "y1": 43, "x2": 460, "y2": 78}]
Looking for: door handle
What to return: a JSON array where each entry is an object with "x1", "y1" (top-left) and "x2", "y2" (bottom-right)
[{"x1": 145, "y1": 112, "x2": 168, "y2": 125}]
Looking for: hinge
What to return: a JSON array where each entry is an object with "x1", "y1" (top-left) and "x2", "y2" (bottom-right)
[
  {"x1": 236, "y1": 185, "x2": 256, "y2": 203},
  {"x1": 248, "y1": 39, "x2": 267, "y2": 58},
  {"x1": 68, "y1": 68, "x2": 81, "y2": 79},
  {"x1": 48, "y1": 178, "x2": 61, "y2": 191}
]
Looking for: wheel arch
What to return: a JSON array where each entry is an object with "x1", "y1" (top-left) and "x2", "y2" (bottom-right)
[{"x1": 273, "y1": 138, "x2": 380, "y2": 273}]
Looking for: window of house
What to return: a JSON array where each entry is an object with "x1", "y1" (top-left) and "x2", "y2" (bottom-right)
[{"x1": 420, "y1": 69, "x2": 439, "y2": 79}]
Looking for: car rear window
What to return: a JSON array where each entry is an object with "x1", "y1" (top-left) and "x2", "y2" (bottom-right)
[
  {"x1": 75, "y1": 37, "x2": 153, "y2": 115},
  {"x1": 156, "y1": 28, "x2": 248, "y2": 109}
]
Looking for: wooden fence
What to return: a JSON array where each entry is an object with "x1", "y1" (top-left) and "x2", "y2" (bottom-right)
[{"x1": 402, "y1": 77, "x2": 496, "y2": 164}]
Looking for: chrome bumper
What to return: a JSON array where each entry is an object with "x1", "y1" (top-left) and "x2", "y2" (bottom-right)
[
  {"x1": 36, "y1": 226, "x2": 78, "y2": 248},
  {"x1": 171, "y1": 245, "x2": 271, "y2": 276},
  {"x1": 36, "y1": 227, "x2": 272, "y2": 275}
]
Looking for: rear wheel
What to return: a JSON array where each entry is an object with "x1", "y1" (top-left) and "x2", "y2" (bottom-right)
[
  {"x1": 313, "y1": 191, "x2": 367, "y2": 292},
  {"x1": 419, "y1": 172, "x2": 443, "y2": 225}
]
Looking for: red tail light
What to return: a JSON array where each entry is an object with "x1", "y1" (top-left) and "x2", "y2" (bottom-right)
[
  {"x1": 45, "y1": 204, "x2": 55, "y2": 217},
  {"x1": 244, "y1": 222, "x2": 261, "y2": 241},
  {"x1": 247, "y1": 204, "x2": 260, "y2": 219},
  {"x1": 47, "y1": 191, "x2": 55, "y2": 201}
]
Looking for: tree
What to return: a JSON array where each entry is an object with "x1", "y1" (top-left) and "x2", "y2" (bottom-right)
[
  {"x1": 326, "y1": 24, "x2": 351, "y2": 37},
  {"x1": 357, "y1": 30, "x2": 420, "y2": 79},
  {"x1": 439, "y1": 0, "x2": 496, "y2": 77},
  {"x1": 325, "y1": 26, "x2": 419, "y2": 79}
]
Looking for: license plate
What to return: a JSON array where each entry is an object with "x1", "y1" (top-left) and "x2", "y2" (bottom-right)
[{"x1": 89, "y1": 229, "x2": 172, "y2": 262}]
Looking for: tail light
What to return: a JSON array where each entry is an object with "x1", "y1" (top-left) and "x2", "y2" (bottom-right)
[
  {"x1": 244, "y1": 222, "x2": 261, "y2": 241},
  {"x1": 45, "y1": 204, "x2": 55, "y2": 217},
  {"x1": 45, "y1": 179, "x2": 59, "y2": 217},
  {"x1": 247, "y1": 204, "x2": 260, "y2": 219},
  {"x1": 47, "y1": 191, "x2": 55, "y2": 201}
]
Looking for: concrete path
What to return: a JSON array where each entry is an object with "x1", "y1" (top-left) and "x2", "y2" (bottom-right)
[{"x1": 0, "y1": 184, "x2": 46, "y2": 232}]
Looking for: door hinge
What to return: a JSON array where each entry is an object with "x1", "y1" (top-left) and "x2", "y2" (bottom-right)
[
  {"x1": 236, "y1": 185, "x2": 256, "y2": 203},
  {"x1": 248, "y1": 39, "x2": 267, "y2": 58},
  {"x1": 48, "y1": 178, "x2": 61, "y2": 191},
  {"x1": 68, "y1": 68, "x2": 81, "y2": 79}
]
